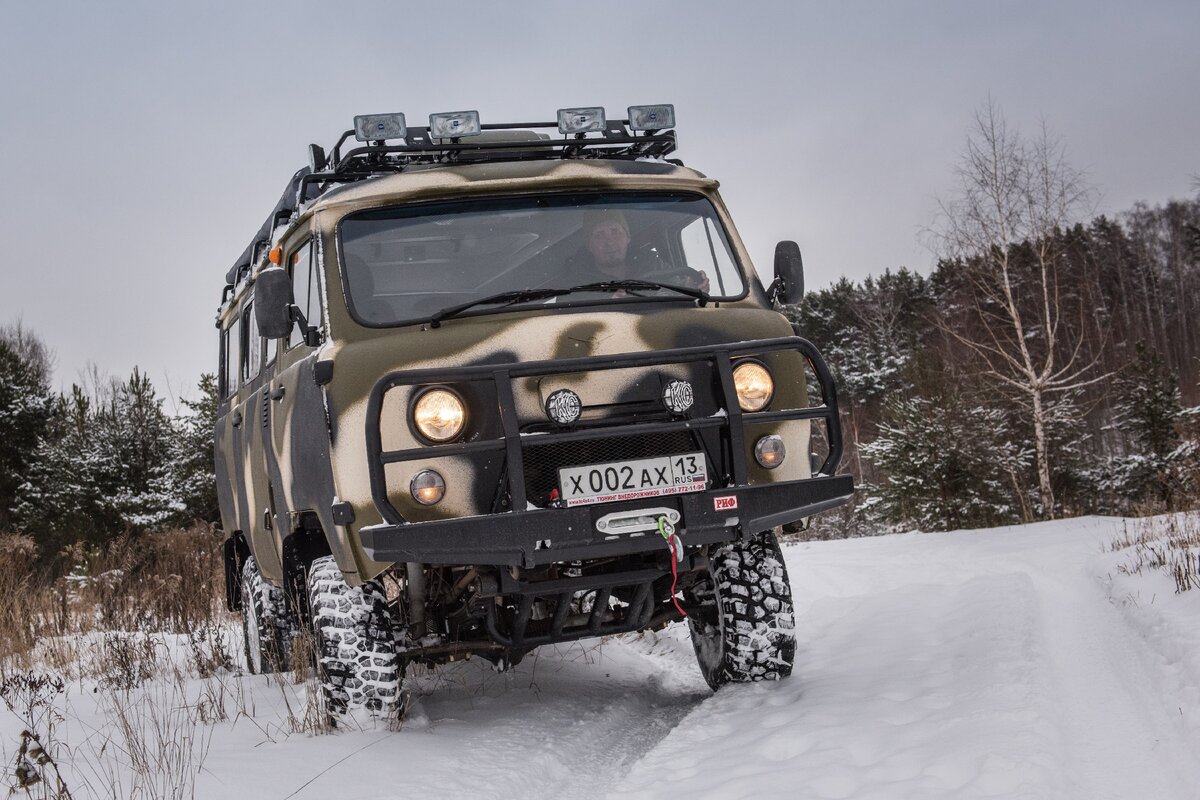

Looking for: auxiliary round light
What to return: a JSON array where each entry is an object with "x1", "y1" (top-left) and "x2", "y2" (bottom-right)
[
  {"x1": 545, "y1": 388, "x2": 583, "y2": 425},
  {"x1": 410, "y1": 470, "x2": 446, "y2": 505},
  {"x1": 733, "y1": 361, "x2": 774, "y2": 412},
  {"x1": 412, "y1": 388, "x2": 466, "y2": 442},
  {"x1": 754, "y1": 435, "x2": 786, "y2": 469},
  {"x1": 662, "y1": 380, "x2": 695, "y2": 415}
]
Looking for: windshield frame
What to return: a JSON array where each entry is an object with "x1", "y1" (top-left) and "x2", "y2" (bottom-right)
[{"x1": 334, "y1": 190, "x2": 751, "y2": 329}]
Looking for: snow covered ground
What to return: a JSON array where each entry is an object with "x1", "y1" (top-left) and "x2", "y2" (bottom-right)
[{"x1": 6, "y1": 515, "x2": 1200, "y2": 799}]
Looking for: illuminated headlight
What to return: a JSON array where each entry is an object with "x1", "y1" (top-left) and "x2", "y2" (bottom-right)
[
  {"x1": 410, "y1": 470, "x2": 446, "y2": 505},
  {"x1": 754, "y1": 435, "x2": 786, "y2": 469},
  {"x1": 429, "y1": 110, "x2": 481, "y2": 138},
  {"x1": 627, "y1": 104, "x2": 675, "y2": 131},
  {"x1": 412, "y1": 388, "x2": 466, "y2": 442},
  {"x1": 558, "y1": 107, "x2": 606, "y2": 134},
  {"x1": 733, "y1": 361, "x2": 773, "y2": 411}
]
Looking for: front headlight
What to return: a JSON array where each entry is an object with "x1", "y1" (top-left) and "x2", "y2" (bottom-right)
[
  {"x1": 412, "y1": 388, "x2": 466, "y2": 442},
  {"x1": 733, "y1": 361, "x2": 774, "y2": 411}
]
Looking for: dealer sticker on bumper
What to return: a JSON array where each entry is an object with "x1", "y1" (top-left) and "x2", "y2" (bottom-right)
[{"x1": 559, "y1": 452, "x2": 708, "y2": 508}]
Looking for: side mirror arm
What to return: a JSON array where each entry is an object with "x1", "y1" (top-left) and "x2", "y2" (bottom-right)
[
  {"x1": 289, "y1": 306, "x2": 323, "y2": 347},
  {"x1": 767, "y1": 277, "x2": 784, "y2": 307}
]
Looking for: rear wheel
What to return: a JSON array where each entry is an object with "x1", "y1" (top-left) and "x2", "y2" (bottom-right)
[
  {"x1": 686, "y1": 529, "x2": 796, "y2": 689},
  {"x1": 306, "y1": 555, "x2": 402, "y2": 724},
  {"x1": 240, "y1": 556, "x2": 295, "y2": 674}
]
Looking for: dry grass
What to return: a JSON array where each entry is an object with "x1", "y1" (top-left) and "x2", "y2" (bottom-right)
[
  {"x1": 0, "y1": 525, "x2": 226, "y2": 676},
  {"x1": 0, "y1": 524, "x2": 238, "y2": 798},
  {"x1": 0, "y1": 522, "x2": 433, "y2": 797},
  {"x1": 1108, "y1": 511, "x2": 1200, "y2": 593}
]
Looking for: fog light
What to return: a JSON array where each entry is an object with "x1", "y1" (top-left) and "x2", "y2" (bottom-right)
[
  {"x1": 410, "y1": 470, "x2": 446, "y2": 505},
  {"x1": 754, "y1": 435, "x2": 786, "y2": 469}
]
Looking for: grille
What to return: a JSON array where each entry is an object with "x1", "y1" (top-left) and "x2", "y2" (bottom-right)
[{"x1": 523, "y1": 430, "x2": 702, "y2": 503}]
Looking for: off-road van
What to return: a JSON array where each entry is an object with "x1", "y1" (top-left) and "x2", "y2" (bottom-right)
[{"x1": 215, "y1": 106, "x2": 853, "y2": 720}]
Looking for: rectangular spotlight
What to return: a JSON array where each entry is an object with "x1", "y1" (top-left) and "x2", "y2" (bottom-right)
[
  {"x1": 428, "y1": 110, "x2": 482, "y2": 138},
  {"x1": 353, "y1": 113, "x2": 407, "y2": 142},
  {"x1": 627, "y1": 104, "x2": 675, "y2": 131},
  {"x1": 557, "y1": 107, "x2": 606, "y2": 134}
]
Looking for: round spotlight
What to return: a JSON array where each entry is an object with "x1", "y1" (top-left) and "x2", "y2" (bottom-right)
[
  {"x1": 754, "y1": 435, "x2": 786, "y2": 469},
  {"x1": 733, "y1": 361, "x2": 774, "y2": 412},
  {"x1": 662, "y1": 380, "x2": 695, "y2": 415},
  {"x1": 545, "y1": 388, "x2": 583, "y2": 425},
  {"x1": 410, "y1": 469, "x2": 446, "y2": 505},
  {"x1": 412, "y1": 388, "x2": 466, "y2": 442}
]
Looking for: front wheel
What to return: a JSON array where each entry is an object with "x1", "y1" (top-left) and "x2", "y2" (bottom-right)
[
  {"x1": 306, "y1": 555, "x2": 402, "y2": 724},
  {"x1": 686, "y1": 529, "x2": 796, "y2": 689}
]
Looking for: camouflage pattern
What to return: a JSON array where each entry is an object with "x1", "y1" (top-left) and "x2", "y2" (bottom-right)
[{"x1": 216, "y1": 158, "x2": 818, "y2": 587}]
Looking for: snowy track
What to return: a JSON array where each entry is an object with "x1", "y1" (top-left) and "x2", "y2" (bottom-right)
[
  {"x1": 614, "y1": 518, "x2": 1200, "y2": 798},
  {"x1": 9, "y1": 517, "x2": 1200, "y2": 798}
]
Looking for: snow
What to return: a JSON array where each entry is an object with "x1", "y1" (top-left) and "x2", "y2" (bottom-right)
[{"x1": 6, "y1": 515, "x2": 1200, "y2": 798}]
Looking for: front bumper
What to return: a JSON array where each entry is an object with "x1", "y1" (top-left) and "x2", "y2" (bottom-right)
[{"x1": 359, "y1": 474, "x2": 852, "y2": 567}]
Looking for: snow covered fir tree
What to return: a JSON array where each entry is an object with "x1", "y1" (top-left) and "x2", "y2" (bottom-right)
[
  {"x1": 0, "y1": 323, "x2": 219, "y2": 564},
  {"x1": 1, "y1": 205, "x2": 1198, "y2": 549},
  {"x1": 791, "y1": 182, "x2": 1200, "y2": 535}
]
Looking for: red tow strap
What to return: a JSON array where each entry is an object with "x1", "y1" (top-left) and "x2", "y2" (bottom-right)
[{"x1": 658, "y1": 516, "x2": 687, "y2": 618}]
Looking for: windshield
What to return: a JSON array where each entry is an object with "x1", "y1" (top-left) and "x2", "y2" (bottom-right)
[{"x1": 339, "y1": 192, "x2": 747, "y2": 326}]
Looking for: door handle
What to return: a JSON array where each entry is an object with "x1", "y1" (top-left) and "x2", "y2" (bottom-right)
[{"x1": 231, "y1": 410, "x2": 243, "y2": 428}]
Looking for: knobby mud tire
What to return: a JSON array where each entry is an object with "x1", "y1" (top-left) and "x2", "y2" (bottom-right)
[
  {"x1": 241, "y1": 556, "x2": 295, "y2": 674},
  {"x1": 306, "y1": 555, "x2": 402, "y2": 724},
  {"x1": 687, "y1": 529, "x2": 796, "y2": 689}
]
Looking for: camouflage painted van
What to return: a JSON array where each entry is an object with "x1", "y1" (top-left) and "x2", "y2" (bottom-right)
[{"x1": 215, "y1": 107, "x2": 853, "y2": 721}]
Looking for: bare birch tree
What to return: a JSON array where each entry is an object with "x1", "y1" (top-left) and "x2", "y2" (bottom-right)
[{"x1": 932, "y1": 99, "x2": 1105, "y2": 518}]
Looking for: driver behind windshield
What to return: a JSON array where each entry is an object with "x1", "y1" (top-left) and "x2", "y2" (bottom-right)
[{"x1": 566, "y1": 210, "x2": 710, "y2": 293}]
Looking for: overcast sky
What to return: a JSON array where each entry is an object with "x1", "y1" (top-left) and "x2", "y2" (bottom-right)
[{"x1": 1, "y1": 0, "x2": 1196, "y2": 400}]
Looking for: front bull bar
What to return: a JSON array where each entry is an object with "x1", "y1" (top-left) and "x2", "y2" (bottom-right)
[{"x1": 359, "y1": 335, "x2": 853, "y2": 567}]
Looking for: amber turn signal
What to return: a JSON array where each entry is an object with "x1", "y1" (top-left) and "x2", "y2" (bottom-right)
[
  {"x1": 410, "y1": 470, "x2": 446, "y2": 505},
  {"x1": 754, "y1": 435, "x2": 786, "y2": 469}
]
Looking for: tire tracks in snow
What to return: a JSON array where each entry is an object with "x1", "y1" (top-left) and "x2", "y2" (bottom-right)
[
  {"x1": 611, "y1": 521, "x2": 1200, "y2": 799},
  {"x1": 269, "y1": 636, "x2": 710, "y2": 800}
]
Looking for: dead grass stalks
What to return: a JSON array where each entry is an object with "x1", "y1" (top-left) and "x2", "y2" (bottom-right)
[{"x1": 1108, "y1": 511, "x2": 1200, "y2": 593}]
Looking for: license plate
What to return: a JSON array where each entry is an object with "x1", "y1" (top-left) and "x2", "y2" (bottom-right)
[{"x1": 558, "y1": 452, "x2": 708, "y2": 508}]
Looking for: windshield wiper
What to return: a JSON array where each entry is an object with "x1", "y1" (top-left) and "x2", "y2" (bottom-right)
[
  {"x1": 428, "y1": 280, "x2": 708, "y2": 328},
  {"x1": 568, "y1": 279, "x2": 709, "y2": 305},
  {"x1": 429, "y1": 288, "x2": 567, "y2": 328}
]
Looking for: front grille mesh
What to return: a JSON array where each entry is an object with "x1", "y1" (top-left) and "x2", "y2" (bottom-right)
[{"x1": 523, "y1": 431, "x2": 701, "y2": 503}]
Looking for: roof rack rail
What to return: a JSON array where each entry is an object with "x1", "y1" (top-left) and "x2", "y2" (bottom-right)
[
  {"x1": 224, "y1": 116, "x2": 678, "y2": 292},
  {"x1": 297, "y1": 119, "x2": 678, "y2": 203}
]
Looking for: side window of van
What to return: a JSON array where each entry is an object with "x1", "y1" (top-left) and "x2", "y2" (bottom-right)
[
  {"x1": 288, "y1": 240, "x2": 322, "y2": 349},
  {"x1": 222, "y1": 313, "x2": 241, "y2": 399},
  {"x1": 243, "y1": 304, "x2": 262, "y2": 382}
]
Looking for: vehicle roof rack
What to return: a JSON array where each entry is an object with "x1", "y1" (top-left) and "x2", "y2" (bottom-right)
[
  {"x1": 301, "y1": 118, "x2": 677, "y2": 199},
  {"x1": 223, "y1": 167, "x2": 324, "y2": 286},
  {"x1": 224, "y1": 116, "x2": 678, "y2": 292}
]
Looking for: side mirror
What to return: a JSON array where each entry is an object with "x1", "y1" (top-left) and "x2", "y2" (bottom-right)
[
  {"x1": 770, "y1": 241, "x2": 805, "y2": 306},
  {"x1": 254, "y1": 267, "x2": 294, "y2": 339}
]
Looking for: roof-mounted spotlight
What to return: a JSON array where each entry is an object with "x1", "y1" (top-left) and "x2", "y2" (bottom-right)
[
  {"x1": 429, "y1": 110, "x2": 482, "y2": 139},
  {"x1": 557, "y1": 107, "x2": 606, "y2": 134},
  {"x1": 354, "y1": 113, "x2": 407, "y2": 142},
  {"x1": 307, "y1": 144, "x2": 327, "y2": 172},
  {"x1": 627, "y1": 104, "x2": 675, "y2": 131}
]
